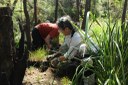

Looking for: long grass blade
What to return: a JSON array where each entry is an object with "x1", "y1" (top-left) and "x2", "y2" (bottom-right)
[
  {"x1": 113, "y1": 40, "x2": 125, "y2": 84},
  {"x1": 115, "y1": 73, "x2": 121, "y2": 85}
]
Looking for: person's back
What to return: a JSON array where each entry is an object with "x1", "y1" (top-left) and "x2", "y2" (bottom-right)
[
  {"x1": 32, "y1": 22, "x2": 59, "y2": 50},
  {"x1": 37, "y1": 23, "x2": 59, "y2": 39}
]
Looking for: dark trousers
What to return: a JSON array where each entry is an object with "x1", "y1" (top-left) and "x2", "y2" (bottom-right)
[
  {"x1": 32, "y1": 28, "x2": 45, "y2": 50},
  {"x1": 55, "y1": 60, "x2": 80, "y2": 80},
  {"x1": 55, "y1": 60, "x2": 94, "y2": 85}
]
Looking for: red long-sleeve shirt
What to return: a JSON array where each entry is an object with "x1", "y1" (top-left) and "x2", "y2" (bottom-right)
[{"x1": 37, "y1": 23, "x2": 59, "y2": 39}]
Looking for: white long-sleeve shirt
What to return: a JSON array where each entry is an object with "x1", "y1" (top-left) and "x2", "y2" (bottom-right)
[{"x1": 60, "y1": 31, "x2": 84, "y2": 59}]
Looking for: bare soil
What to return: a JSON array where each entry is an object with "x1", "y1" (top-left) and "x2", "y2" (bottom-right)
[{"x1": 23, "y1": 67, "x2": 62, "y2": 85}]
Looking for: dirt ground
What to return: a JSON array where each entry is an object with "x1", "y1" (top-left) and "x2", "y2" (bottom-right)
[{"x1": 23, "y1": 67, "x2": 62, "y2": 85}]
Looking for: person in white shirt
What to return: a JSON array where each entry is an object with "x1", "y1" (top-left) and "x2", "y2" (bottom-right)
[
  {"x1": 43, "y1": 15, "x2": 98, "y2": 84},
  {"x1": 47, "y1": 15, "x2": 89, "y2": 80},
  {"x1": 56, "y1": 16, "x2": 86, "y2": 61}
]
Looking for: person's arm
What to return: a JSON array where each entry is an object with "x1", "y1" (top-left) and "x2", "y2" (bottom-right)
[
  {"x1": 63, "y1": 32, "x2": 82, "y2": 60},
  {"x1": 63, "y1": 46, "x2": 79, "y2": 59},
  {"x1": 58, "y1": 46, "x2": 78, "y2": 61},
  {"x1": 46, "y1": 28, "x2": 59, "y2": 49},
  {"x1": 58, "y1": 56, "x2": 66, "y2": 61},
  {"x1": 44, "y1": 34, "x2": 52, "y2": 49}
]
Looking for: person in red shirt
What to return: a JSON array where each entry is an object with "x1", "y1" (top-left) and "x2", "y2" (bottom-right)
[{"x1": 32, "y1": 22, "x2": 59, "y2": 50}]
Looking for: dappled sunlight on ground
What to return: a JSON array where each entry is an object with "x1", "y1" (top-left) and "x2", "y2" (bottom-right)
[{"x1": 23, "y1": 67, "x2": 62, "y2": 85}]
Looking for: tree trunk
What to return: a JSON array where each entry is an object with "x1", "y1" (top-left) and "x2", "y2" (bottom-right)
[
  {"x1": 10, "y1": 18, "x2": 28, "y2": 85},
  {"x1": 34, "y1": 0, "x2": 37, "y2": 25},
  {"x1": 92, "y1": 0, "x2": 97, "y2": 16},
  {"x1": 54, "y1": 0, "x2": 59, "y2": 44},
  {"x1": 0, "y1": 7, "x2": 15, "y2": 85},
  {"x1": 121, "y1": 0, "x2": 128, "y2": 31},
  {"x1": 81, "y1": 0, "x2": 91, "y2": 31},
  {"x1": 79, "y1": 0, "x2": 83, "y2": 18},
  {"x1": 12, "y1": 0, "x2": 18, "y2": 13},
  {"x1": 54, "y1": 0, "x2": 58, "y2": 22},
  {"x1": 23, "y1": 0, "x2": 31, "y2": 50},
  {"x1": 76, "y1": 0, "x2": 80, "y2": 22}
]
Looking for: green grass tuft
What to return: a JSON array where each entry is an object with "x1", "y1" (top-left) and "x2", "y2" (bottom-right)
[{"x1": 29, "y1": 48, "x2": 48, "y2": 61}]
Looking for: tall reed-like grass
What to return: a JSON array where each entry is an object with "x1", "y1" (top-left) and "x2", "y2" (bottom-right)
[
  {"x1": 93, "y1": 19, "x2": 128, "y2": 85},
  {"x1": 90, "y1": 1, "x2": 128, "y2": 84},
  {"x1": 72, "y1": 10, "x2": 128, "y2": 85}
]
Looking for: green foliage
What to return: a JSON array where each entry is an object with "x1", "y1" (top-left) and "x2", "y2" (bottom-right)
[
  {"x1": 91, "y1": 0, "x2": 124, "y2": 19},
  {"x1": 29, "y1": 48, "x2": 48, "y2": 61},
  {"x1": 72, "y1": 4, "x2": 128, "y2": 84},
  {"x1": 89, "y1": 13, "x2": 128, "y2": 84},
  {"x1": 33, "y1": 0, "x2": 55, "y2": 22},
  {"x1": 61, "y1": 77, "x2": 72, "y2": 85},
  {"x1": 58, "y1": 0, "x2": 78, "y2": 21},
  {"x1": 0, "y1": 0, "x2": 128, "y2": 84},
  {"x1": 12, "y1": 0, "x2": 56, "y2": 44},
  {"x1": 59, "y1": 33, "x2": 64, "y2": 44}
]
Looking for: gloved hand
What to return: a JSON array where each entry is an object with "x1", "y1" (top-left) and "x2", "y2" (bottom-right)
[
  {"x1": 46, "y1": 53, "x2": 62, "y2": 61},
  {"x1": 46, "y1": 54, "x2": 55, "y2": 61},
  {"x1": 58, "y1": 56, "x2": 66, "y2": 61},
  {"x1": 50, "y1": 58, "x2": 59, "y2": 68}
]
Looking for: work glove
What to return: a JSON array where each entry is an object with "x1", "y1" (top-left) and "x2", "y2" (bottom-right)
[
  {"x1": 46, "y1": 54, "x2": 56, "y2": 61},
  {"x1": 50, "y1": 58, "x2": 60, "y2": 68}
]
